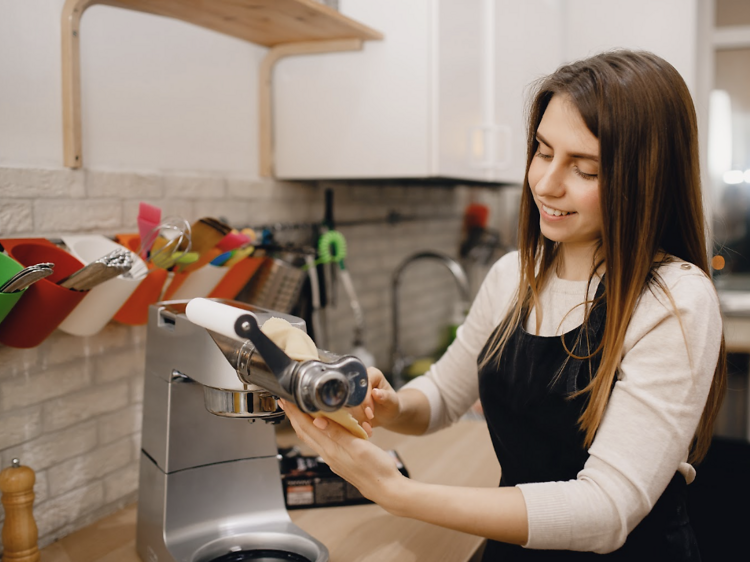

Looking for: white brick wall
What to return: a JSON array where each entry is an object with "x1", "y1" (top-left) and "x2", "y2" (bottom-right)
[
  {"x1": 1, "y1": 363, "x2": 93, "y2": 411},
  {"x1": 0, "y1": 165, "x2": 511, "y2": 550},
  {"x1": 47, "y1": 438, "x2": 133, "y2": 497},
  {"x1": 0, "y1": 407, "x2": 43, "y2": 450}
]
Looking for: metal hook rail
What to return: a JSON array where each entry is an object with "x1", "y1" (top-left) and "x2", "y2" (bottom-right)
[{"x1": 247, "y1": 210, "x2": 462, "y2": 234}]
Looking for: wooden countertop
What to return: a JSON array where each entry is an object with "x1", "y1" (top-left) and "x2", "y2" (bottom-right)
[{"x1": 40, "y1": 419, "x2": 499, "y2": 562}]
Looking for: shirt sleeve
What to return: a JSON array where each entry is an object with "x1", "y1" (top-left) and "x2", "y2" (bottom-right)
[
  {"x1": 517, "y1": 267, "x2": 723, "y2": 553},
  {"x1": 401, "y1": 251, "x2": 520, "y2": 432}
]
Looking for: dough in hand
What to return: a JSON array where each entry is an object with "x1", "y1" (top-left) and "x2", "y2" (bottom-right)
[
  {"x1": 261, "y1": 317, "x2": 368, "y2": 439},
  {"x1": 313, "y1": 410, "x2": 369, "y2": 440}
]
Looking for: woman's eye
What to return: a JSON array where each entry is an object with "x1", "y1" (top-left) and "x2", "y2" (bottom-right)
[
  {"x1": 574, "y1": 167, "x2": 598, "y2": 181},
  {"x1": 535, "y1": 150, "x2": 552, "y2": 160}
]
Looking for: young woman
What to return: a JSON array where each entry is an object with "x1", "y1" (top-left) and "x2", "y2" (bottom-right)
[{"x1": 280, "y1": 50, "x2": 726, "y2": 560}]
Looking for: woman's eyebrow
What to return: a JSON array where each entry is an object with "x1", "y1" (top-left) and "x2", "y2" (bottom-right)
[
  {"x1": 536, "y1": 133, "x2": 551, "y2": 147},
  {"x1": 536, "y1": 132, "x2": 599, "y2": 162}
]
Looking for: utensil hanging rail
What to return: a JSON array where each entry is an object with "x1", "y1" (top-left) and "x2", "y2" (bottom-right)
[{"x1": 248, "y1": 211, "x2": 462, "y2": 234}]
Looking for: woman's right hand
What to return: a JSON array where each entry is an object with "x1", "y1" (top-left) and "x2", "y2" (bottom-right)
[{"x1": 360, "y1": 366, "x2": 401, "y2": 430}]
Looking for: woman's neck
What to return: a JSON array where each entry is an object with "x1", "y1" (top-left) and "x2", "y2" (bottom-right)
[{"x1": 556, "y1": 243, "x2": 601, "y2": 281}]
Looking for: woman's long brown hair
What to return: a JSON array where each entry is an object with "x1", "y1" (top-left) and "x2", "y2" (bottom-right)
[{"x1": 481, "y1": 50, "x2": 726, "y2": 464}]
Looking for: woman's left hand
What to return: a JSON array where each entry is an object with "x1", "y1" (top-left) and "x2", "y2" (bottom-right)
[{"x1": 279, "y1": 399, "x2": 408, "y2": 509}]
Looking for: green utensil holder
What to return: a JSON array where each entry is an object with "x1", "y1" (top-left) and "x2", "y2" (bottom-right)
[{"x1": 0, "y1": 252, "x2": 26, "y2": 325}]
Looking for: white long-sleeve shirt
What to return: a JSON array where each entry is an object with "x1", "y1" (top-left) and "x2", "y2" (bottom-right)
[{"x1": 402, "y1": 251, "x2": 722, "y2": 553}]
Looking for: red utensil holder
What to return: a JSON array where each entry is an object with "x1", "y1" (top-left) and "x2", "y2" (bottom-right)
[{"x1": 0, "y1": 238, "x2": 87, "y2": 348}]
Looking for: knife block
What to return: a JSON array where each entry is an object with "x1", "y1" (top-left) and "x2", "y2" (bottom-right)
[{"x1": 0, "y1": 459, "x2": 40, "y2": 562}]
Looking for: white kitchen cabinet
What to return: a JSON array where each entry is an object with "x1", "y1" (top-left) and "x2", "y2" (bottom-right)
[
  {"x1": 562, "y1": 0, "x2": 699, "y2": 94},
  {"x1": 491, "y1": 0, "x2": 565, "y2": 183},
  {"x1": 272, "y1": 0, "x2": 564, "y2": 184}
]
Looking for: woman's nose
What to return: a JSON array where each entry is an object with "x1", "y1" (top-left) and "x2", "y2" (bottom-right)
[{"x1": 533, "y1": 163, "x2": 565, "y2": 197}]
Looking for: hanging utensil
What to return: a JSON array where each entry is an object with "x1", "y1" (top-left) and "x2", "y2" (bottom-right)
[
  {"x1": 57, "y1": 248, "x2": 133, "y2": 291},
  {"x1": 139, "y1": 217, "x2": 193, "y2": 271},
  {"x1": 0, "y1": 263, "x2": 55, "y2": 293},
  {"x1": 187, "y1": 217, "x2": 232, "y2": 255},
  {"x1": 304, "y1": 252, "x2": 325, "y2": 349},
  {"x1": 137, "y1": 202, "x2": 162, "y2": 258},
  {"x1": 315, "y1": 230, "x2": 373, "y2": 366},
  {"x1": 322, "y1": 188, "x2": 337, "y2": 308},
  {"x1": 238, "y1": 253, "x2": 306, "y2": 314}
]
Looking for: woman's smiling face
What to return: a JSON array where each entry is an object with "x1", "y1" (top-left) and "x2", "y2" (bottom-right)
[{"x1": 528, "y1": 94, "x2": 603, "y2": 253}]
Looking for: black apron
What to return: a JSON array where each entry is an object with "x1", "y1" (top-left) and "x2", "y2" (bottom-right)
[{"x1": 477, "y1": 278, "x2": 700, "y2": 561}]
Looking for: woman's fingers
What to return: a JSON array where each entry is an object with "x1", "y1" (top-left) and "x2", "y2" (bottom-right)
[
  {"x1": 279, "y1": 398, "x2": 406, "y2": 506},
  {"x1": 362, "y1": 420, "x2": 373, "y2": 438},
  {"x1": 280, "y1": 400, "x2": 329, "y2": 452},
  {"x1": 334, "y1": 367, "x2": 384, "y2": 426},
  {"x1": 372, "y1": 386, "x2": 397, "y2": 410}
]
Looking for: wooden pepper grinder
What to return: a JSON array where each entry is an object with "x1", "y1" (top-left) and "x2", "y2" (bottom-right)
[{"x1": 0, "y1": 459, "x2": 40, "y2": 562}]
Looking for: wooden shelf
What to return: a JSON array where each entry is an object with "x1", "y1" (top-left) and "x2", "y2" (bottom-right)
[
  {"x1": 97, "y1": 0, "x2": 383, "y2": 46},
  {"x1": 61, "y1": 0, "x2": 383, "y2": 170}
]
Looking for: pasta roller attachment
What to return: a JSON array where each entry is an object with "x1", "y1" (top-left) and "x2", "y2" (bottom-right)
[{"x1": 185, "y1": 298, "x2": 368, "y2": 414}]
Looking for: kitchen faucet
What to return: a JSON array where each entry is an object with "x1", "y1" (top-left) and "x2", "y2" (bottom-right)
[{"x1": 390, "y1": 251, "x2": 471, "y2": 387}]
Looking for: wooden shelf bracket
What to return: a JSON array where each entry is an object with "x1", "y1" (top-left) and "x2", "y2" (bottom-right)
[
  {"x1": 59, "y1": 0, "x2": 382, "y2": 171},
  {"x1": 259, "y1": 39, "x2": 364, "y2": 177},
  {"x1": 61, "y1": 0, "x2": 98, "y2": 168}
]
